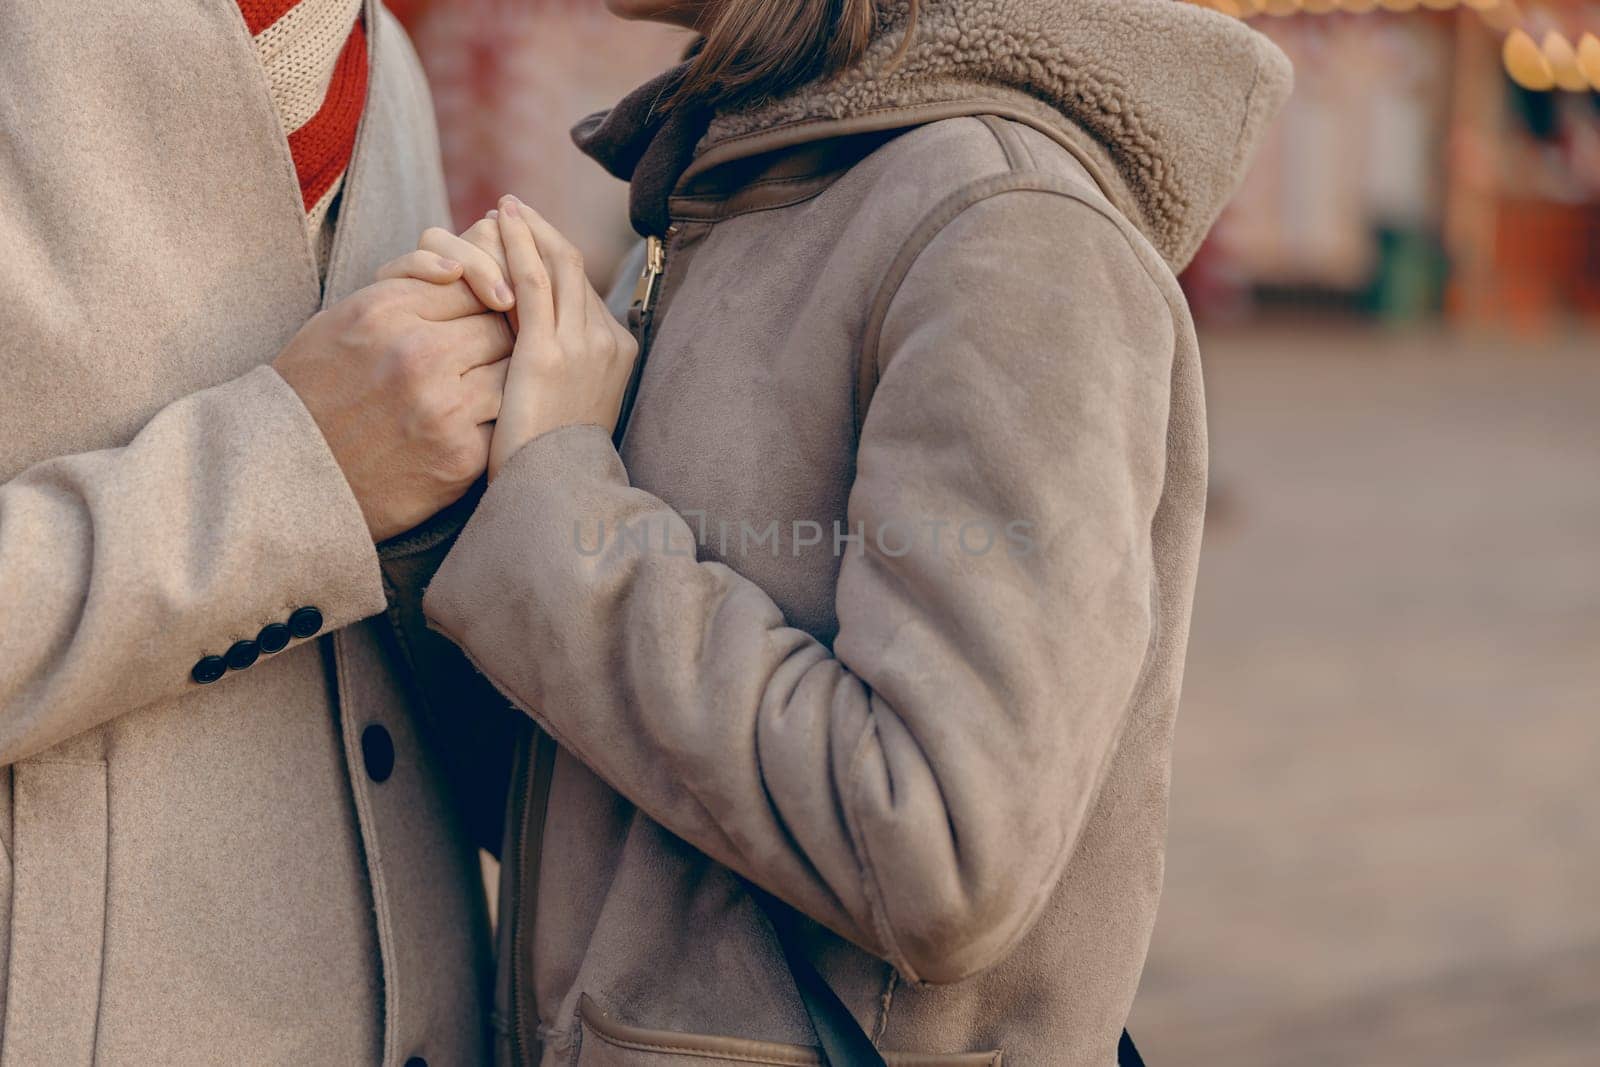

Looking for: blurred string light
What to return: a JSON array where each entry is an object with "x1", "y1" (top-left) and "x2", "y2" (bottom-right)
[{"x1": 1183, "y1": 0, "x2": 1600, "y2": 91}]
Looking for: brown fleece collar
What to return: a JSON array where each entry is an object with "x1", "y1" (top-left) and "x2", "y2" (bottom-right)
[{"x1": 700, "y1": 0, "x2": 1292, "y2": 269}]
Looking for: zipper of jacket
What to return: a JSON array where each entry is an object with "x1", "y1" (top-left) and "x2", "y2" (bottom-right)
[
  {"x1": 616, "y1": 227, "x2": 677, "y2": 447},
  {"x1": 507, "y1": 729, "x2": 556, "y2": 1066}
]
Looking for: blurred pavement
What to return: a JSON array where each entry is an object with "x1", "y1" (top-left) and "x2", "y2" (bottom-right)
[{"x1": 1129, "y1": 326, "x2": 1600, "y2": 1066}]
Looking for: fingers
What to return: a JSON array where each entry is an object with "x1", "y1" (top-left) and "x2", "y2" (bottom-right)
[
  {"x1": 376, "y1": 249, "x2": 466, "y2": 286},
  {"x1": 419, "y1": 225, "x2": 515, "y2": 313},
  {"x1": 458, "y1": 215, "x2": 509, "y2": 276},
  {"x1": 461, "y1": 358, "x2": 510, "y2": 424},
  {"x1": 502, "y1": 196, "x2": 588, "y2": 336},
  {"x1": 464, "y1": 213, "x2": 519, "y2": 333},
  {"x1": 496, "y1": 198, "x2": 558, "y2": 353},
  {"x1": 433, "y1": 310, "x2": 515, "y2": 371},
  {"x1": 377, "y1": 276, "x2": 498, "y2": 323}
]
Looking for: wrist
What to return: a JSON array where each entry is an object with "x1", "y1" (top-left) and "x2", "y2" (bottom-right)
[{"x1": 265, "y1": 364, "x2": 392, "y2": 541}]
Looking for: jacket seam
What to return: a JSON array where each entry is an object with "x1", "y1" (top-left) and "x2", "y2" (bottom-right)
[
  {"x1": 582, "y1": 1033, "x2": 811, "y2": 1066},
  {"x1": 872, "y1": 967, "x2": 898, "y2": 1043},
  {"x1": 1013, "y1": 125, "x2": 1039, "y2": 171},
  {"x1": 975, "y1": 115, "x2": 1028, "y2": 172},
  {"x1": 676, "y1": 171, "x2": 841, "y2": 202},
  {"x1": 676, "y1": 190, "x2": 820, "y2": 221},
  {"x1": 576, "y1": 998, "x2": 819, "y2": 1066},
  {"x1": 90, "y1": 761, "x2": 111, "y2": 1060},
  {"x1": 672, "y1": 179, "x2": 839, "y2": 222},
  {"x1": 858, "y1": 171, "x2": 1172, "y2": 434},
  {"x1": 9, "y1": 758, "x2": 105, "y2": 768},
  {"x1": 841, "y1": 718, "x2": 920, "y2": 979}
]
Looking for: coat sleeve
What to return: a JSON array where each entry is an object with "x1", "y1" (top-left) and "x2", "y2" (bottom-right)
[
  {"x1": 423, "y1": 188, "x2": 1178, "y2": 983},
  {"x1": 0, "y1": 365, "x2": 388, "y2": 764}
]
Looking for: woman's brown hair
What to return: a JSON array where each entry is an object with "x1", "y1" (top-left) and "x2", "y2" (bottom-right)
[{"x1": 669, "y1": 0, "x2": 919, "y2": 110}]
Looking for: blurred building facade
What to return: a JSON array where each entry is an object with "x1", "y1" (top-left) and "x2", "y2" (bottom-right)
[{"x1": 1187, "y1": 6, "x2": 1600, "y2": 331}]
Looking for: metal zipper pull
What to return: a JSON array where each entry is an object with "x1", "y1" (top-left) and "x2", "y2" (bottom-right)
[{"x1": 629, "y1": 234, "x2": 666, "y2": 327}]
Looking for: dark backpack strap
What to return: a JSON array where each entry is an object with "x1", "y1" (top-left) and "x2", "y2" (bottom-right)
[
  {"x1": 750, "y1": 886, "x2": 888, "y2": 1067},
  {"x1": 753, "y1": 885, "x2": 1146, "y2": 1066}
]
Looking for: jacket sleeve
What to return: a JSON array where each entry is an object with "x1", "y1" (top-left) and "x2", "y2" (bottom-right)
[
  {"x1": 0, "y1": 365, "x2": 388, "y2": 765},
  {"x1": 423, "y1": 189, "x2": 1178, "y2": 983}
]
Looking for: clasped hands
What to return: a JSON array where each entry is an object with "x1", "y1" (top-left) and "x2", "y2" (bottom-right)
[{"x1": 275, "y1": 196, "x2": 639, "y2": 542}]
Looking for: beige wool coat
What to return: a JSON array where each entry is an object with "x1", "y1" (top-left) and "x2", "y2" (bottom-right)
[
  {"x1": 0, "y1": 3, "x2": 498, "y2": 1063},
  {"x1": 421, "y1": 0, "x2": 1293, "y2": 1064}
]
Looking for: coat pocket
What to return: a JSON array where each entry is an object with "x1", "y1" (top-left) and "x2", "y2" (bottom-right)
[
  {"x1": 0, "y1": 760, "x2": 108, "y2": 1067},
  {"x1": 575, "y1": 995, "x2": 1002, "y2": 1067}
]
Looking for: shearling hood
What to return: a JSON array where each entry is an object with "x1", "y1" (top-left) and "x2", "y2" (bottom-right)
[{"x1": 695, "y1": 0, "x2": 1293, "y2": 270}]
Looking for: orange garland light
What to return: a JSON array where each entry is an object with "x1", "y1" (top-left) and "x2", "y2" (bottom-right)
[{"x1": 1182, "y1": 0, "x2": 1600, "y2": 91}]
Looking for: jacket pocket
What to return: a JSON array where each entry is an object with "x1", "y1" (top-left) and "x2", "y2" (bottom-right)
[
  {"x1": 0, "y1": 760, "x2": 108, "y2": 1067},
  {"x1": 575, "y1": 995, "x2": 1002, "y2": 1067}
]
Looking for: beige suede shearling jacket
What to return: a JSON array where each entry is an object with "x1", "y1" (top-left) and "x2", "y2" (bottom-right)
[
  {"x1": 423, "y1": 1, "x2": 1292, "y2": 1064},
  {"x1": 0, "y1": 3, "x2": 504, "y2": 1063}
]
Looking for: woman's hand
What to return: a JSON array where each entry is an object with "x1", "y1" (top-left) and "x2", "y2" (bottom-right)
[{"x1": 488, "y1": 195, "x2": 638, "y2": 480}]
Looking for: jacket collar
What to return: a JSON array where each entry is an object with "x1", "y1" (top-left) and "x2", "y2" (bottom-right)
[
  {"x1": 571, "y1": 62, "x2": 712, "y2": 240},
  {"x1": 577, "y1": 0, "x2": 1292, "y2": 271}
]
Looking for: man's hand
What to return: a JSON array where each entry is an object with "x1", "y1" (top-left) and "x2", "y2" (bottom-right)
[{"x1": 274, "y1": 276, "x2": 513, "y2": 542}]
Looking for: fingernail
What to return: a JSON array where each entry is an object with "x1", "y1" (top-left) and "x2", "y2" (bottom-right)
[
  {"x1": 486, "y1": 209, "x2": 499, "y2": 219},
  {"x1": 500, "y1": 197, "x2": 519, "y2": 218},
  {"x1": 494, "y1": 282, "x2": 514, "y2": 306},
  {"x1": 436, "y1": 257, "x2": 461, "y2": 272}
]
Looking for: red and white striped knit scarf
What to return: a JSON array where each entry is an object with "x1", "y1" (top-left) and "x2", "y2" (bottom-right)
[{"x1": 238, "y1": 0, "x2": 370, "y2": 272}]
